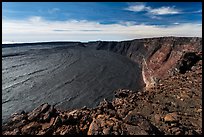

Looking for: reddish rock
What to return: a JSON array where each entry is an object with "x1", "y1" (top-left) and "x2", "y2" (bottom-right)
[
  {"x1": 41, "y1": 117, "x2": 55, "y2": 131},
  {"x1": 122, "y1": 124, "x2": 148, "y2": 135},
  {"x1": 164, "y1": 112, "x2": 178, "y2": 123},
  {"x1": 114, "y1": 89, "x2": 130, "y2": 98},
  {"x1": 87, "y1": 114, "x2": 122, "y2": 135},
  {"x1": 21, "y1": 122, "x2": 41, "y2": 135},
  {"x1": 27, "y1": 103, "x2": 50, "y2": 121},
  {"x1": 55, "y1": 125, "x2": 79, "y2": 135},
  {"x1": 53, "y1": 116, "x2": 62, "y2": 127},
  {"x1": 43, "y1": 105, "x2": 55, "y2": 122},
  {"x1": 12, "y1": 114, "x2": 26, "y2": 122},
  {"x1": 154, "y1": 114, "x2": 161, "y2": 124},
  {"x1": 3, "y1": 128, "x2": 21, "y2": 135}
]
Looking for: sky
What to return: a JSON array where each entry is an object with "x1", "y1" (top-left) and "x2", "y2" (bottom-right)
[{"x1": 2, "y1": 2, "x2": 202, "y2": 43}]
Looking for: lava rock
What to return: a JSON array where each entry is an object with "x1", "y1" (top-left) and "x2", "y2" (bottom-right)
[
  {"x1": 27, "y1": 103, "x2": 50, "y2": 121},
  {"x1": 164, "y1": 112, "x2": 178, "y2": 123}
]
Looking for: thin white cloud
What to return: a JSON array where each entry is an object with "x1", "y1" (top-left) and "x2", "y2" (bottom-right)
[
  {"x1": 48, "y1": 8, "x2": 60, "y2": 14},
  {"x1": 149, "y1": 6, "x2": 180, "y2": 15},
  {"x1": 196, "y1": 10, "x2": 202, "y2": 13},
  {"x1": 125, "y1": 3, "x2": 180, "y2": 15},
  {"x1": 2, "y1": 16, "x2": 202, "y2": 43},
  {"x1": 173, "y1": 22, "x2": 180, "y2": 25},
  {"x1": 125, "y1": 4, "x2": 147, "y2": 12},
  {"x1": 188, "y1": 9, "x2": 202, "y2": 14},
  {"x1": 28, "y1": 16, "x2": 43, "y2": 22},
  {"x1": 118, "y1": 21, "x2": 138, "y2": 26},
  {"x1": 149, "y1": 15, "x2": 162, "y2": 19}
]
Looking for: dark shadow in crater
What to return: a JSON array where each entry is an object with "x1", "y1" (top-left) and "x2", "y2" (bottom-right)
[{"x1": 178, "y1": 52, "x2": 201, "y2": 74}]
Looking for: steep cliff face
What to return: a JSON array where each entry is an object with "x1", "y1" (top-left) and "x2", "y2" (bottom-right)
[{"x1": 87, "y1": 37, "x2": 202, "y2": 89}]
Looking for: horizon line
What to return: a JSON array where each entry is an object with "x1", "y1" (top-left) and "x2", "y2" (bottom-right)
[{"x1": 2, "y1": 36, "x2": 202, "y2": 45}]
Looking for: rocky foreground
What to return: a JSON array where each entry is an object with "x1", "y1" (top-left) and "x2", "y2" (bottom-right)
[{"x1": 2, "y1": 52, "x2": 202, "y2": 135}]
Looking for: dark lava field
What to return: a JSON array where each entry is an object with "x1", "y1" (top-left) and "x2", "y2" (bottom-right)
[{"x1": 2, "y1": 43, "x2": 143, "y2": 124}]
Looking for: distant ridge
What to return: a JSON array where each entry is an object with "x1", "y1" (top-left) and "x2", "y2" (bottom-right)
[
  {"x1": 2, "y1": 36, "x2": 201, "y2": 48},
  {"x1": 2, "y1": 41, "x2": 82, "y2": 48}
]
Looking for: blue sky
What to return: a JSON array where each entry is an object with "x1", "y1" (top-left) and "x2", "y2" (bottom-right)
[{"x1": 2, "y1": 2, "x2": 202, "y2": 43}]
